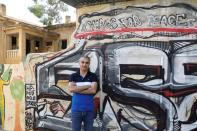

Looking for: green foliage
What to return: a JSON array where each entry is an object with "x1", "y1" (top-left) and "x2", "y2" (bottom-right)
[
  {"x1": 10, "y1": 79, "x2": 25, "y2": 101},
  {"x1": 28, "y1": 4, "x2": 44, "y2": 18},
  {"x1": 28, "y1": 0, "x2": 68, "y2": 25},
  {"x1": 1, "y1": 65, "x2": 12, "y2": 81}
]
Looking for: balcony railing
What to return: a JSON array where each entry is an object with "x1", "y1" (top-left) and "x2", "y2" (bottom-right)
[
  {"x1": 6, "y1": 49, "x2": 18, "y2": 58},
  {"x1": 6, "y1": 49, "x2": 20, "y2": 63}
]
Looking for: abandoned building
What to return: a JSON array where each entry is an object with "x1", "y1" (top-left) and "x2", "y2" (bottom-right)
[{"x1": 0, "y1": 4, "x2": 76, "y2": 64}]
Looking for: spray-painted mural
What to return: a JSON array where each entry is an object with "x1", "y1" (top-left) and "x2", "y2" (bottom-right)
[
  {"x1": 0, "y1": 64, "x2": 25, "y2": 131},
  {"x1": 22, "y1": 2, "x2": 197, "y2": 131}
]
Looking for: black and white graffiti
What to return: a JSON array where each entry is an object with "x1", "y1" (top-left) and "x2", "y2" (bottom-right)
[{"x1": 25, "y1": 2, "x2": 197, "y2": 131}]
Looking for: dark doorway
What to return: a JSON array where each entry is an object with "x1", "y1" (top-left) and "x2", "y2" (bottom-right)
[
  {"x1": 62, "y1": 39, "x2": 67, "y2": 49},
  {"x1": 26, "y1": 39, "x2": 31, "y2": 55},
  {"x1": 11, "y1": 36, "x2": 17, "y2": 49}
]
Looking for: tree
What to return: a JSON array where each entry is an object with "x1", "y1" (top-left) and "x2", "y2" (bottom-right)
[
  {"x1": 10, "y1": 78, "x2": 24, "y2": 131},
  {"x1": 28, "y1": 0, "x2": 68, "y2": 25}
]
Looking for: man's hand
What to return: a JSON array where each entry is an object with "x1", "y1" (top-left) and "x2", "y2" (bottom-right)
[
  {"x1": 69, "y1": 82, "x2": 91, "y2": 93},
  {"x1": 70, "y1": 82, "x2": 76, "y2": 86},
  {"x1": 80, "y1": 82, "x2": 97, "y2": 94},
  {"x1": 69, "y1": 82, "x2": 77, "y2": 93}
]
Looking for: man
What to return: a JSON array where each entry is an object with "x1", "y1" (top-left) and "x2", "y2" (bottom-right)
[{"x1": 69, "y1": 56, "x2": 98, "y2": 131}]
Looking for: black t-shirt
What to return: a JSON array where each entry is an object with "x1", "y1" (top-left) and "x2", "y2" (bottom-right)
[
  {"x1": 69, "y1": 71, "x2": 98, "y2": 83},
  {"x1": 69, "y1": 70, "x2": 98, "y2": 111}
]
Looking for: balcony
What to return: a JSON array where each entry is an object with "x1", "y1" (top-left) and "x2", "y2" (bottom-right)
[{"x1": 6, "y1": 49, "x2": 20, "y2": 63}]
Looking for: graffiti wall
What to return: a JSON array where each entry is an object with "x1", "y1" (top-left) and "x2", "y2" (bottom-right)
[
  {"x1": 0, "y1": 64, "x2": 25, "y2": 131},
  {"x1": 23, "y1": 2, "x2": 197, "y2": 131},
  {"x1": 0, "y1": 1, "x2": 190, "y2": 131}
]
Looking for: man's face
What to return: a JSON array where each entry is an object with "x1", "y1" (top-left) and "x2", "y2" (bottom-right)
[{"x1": 79, "y1": 57, "x2": 90, "y2": 72}]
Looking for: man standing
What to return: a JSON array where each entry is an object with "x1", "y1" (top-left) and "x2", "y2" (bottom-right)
[{"x1": 69, "y1": 56, "x2": 98, "y2": 131}]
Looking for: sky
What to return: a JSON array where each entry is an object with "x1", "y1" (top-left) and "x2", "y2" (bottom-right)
[{"x1": 0, "y1": 0, "x2": 76, "y2": 26}]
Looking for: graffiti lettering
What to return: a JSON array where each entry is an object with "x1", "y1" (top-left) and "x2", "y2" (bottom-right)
[
  {"x1": 148, "y1": 14, "x2": 195, "y2": 27},
  {"x1": 81, "y1": 18, "x2": 118, "y2": 32},
  {"x1": 77, "y1": 5, "x2": 197, "y2": 36},
  {"x1": 26, "y1": 95, "x2": 36, "y2": 100},
  {"x1": 25, "y1": 84, "x2": 37, "y2": 108},
  {"x1": 80, "y1": 15, "x2": 142, "y2": 32},
  {"x1": 25, "y1": 111, "x2": 33, "y2": 130},
  {"x1": 118, "y1": 15, "x2": 142, "y2": 27}
]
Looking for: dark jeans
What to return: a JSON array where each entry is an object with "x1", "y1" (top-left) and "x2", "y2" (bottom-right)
[{"x1": 71, "y1": 111, "x2": 94, "y2": 131}]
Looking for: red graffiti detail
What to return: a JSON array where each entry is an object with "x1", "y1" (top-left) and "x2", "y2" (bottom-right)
[
  {"x1": 74, "y1": 27, "x2": 197, "y2": 39},
  {"x1": 158, "y1": 89, "x2": 197, "y2": 97}
]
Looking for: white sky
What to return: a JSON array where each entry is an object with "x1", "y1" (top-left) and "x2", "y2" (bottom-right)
[{"x1": 0, "y1": 0, "x2": 76, "y2": 26}]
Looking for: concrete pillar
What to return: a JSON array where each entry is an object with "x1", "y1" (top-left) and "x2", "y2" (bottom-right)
[
  {"x1": 6, "y1": 35, "x2": 10, "y2": 50},
  {"x1": 18, "y1": 28, "x2": 26, "y2": 61},
  {"x1": 0, "y1": 26, "x2": 5, "y2": 63},
  {"x1": 2, "y1": 26, "x2": 6, "y2": 63},
  {"x1": 30, "y1": 39, "x2": 34, "y2": 52},
  {"x1": 53, "y1": 39, "x2": 59, "y2": 51}
]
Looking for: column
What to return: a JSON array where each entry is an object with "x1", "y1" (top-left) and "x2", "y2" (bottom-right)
[{"x1": 18, "y1": 28, "x2": 26, "y2": 62}]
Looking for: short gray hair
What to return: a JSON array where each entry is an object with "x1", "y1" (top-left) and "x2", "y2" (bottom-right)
[{"x1": 80, "y1": 55, "x2": 90, "y2": 62}]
